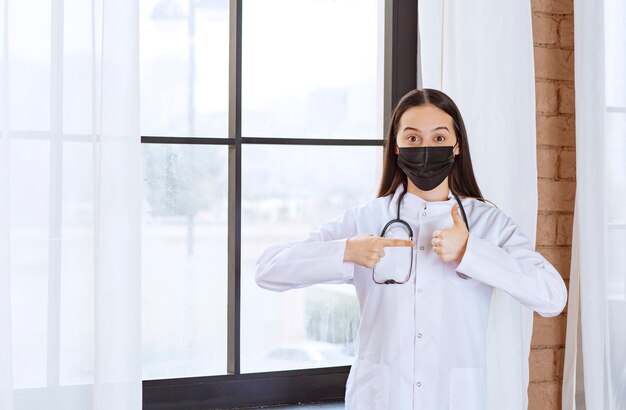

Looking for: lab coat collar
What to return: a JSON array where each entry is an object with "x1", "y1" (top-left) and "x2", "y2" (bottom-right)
[{"x1": 391, "y1": 183, "x2": 456, "y2": 213}]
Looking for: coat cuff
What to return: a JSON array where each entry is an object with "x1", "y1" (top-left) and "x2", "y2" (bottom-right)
[
  {"x1": 340, "y1": 238, "x2": 356, "y2": 279},
  {"x1": 455, "y1": 232, "x2": 491, "y2": 280}
]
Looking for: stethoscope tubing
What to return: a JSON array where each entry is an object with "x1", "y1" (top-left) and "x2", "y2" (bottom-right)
[
  {"x1": 371, "y1": 186, "x2": 471, "y2": 284},
  {"x1": 390, "y1": 187, "x2": 470, "y2": 238}
]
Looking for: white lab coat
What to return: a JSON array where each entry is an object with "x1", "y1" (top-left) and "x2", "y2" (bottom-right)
[{"x1": 255, "y1": 183, "x2": 568, "y2": 410}]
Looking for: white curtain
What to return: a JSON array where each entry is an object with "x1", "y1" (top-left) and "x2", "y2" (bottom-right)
[
  {"x1": 0, "y1": 0, "x2": 142, "y2": 409},
  {"x1": 418, "y1": 1, "x2": 537, "y2": 409},
  {"x1": 563, "y1": 0, "x2": 626, "y2": 409}
]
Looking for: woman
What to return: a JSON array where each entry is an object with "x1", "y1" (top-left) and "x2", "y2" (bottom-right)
[{"x1": 255, "y1": 88, "x2": 568, "y2": 410}]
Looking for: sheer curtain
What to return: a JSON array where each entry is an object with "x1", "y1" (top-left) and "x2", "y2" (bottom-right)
[
  {"x1": 0, "y1": 0, "x2": 141, "y2": 409},
  {"x1": 563, "y1": 0, "x2": 626, "y2": 409},
  {"x1": 418, "y1": 1, "x2": 537, "y2": 409}
]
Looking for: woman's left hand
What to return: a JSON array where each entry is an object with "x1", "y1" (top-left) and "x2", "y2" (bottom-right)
[{"x1": 431, "y1": 203, "x2": 469, "y2": 263}]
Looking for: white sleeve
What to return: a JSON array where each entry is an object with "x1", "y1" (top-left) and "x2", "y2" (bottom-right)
[
  {"x1": 255, "y1": 207, "x2": 358, "y2": 292},
  {"x1": 454, "y1": 212, "x2": 568, "y2": 317}
]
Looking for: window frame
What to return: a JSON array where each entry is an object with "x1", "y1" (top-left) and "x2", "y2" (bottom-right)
[{"x1": 141, "y1": 0, "x2": 418, "y2": 407}]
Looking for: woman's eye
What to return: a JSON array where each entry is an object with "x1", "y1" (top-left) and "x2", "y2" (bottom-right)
[
  {"x1": 436, "y1": 135, "x2": 445, "y2": 142},
  {"x1": 408, "y1": 136, "x2": 418, "y2": 142}
]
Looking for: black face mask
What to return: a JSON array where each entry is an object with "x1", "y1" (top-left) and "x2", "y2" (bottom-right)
[{"x1": 396, "y1": 143, "x2": 457, "y2": 191}]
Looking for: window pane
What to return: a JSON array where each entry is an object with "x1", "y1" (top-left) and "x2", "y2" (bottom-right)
[
  {"x1": 241, "y1": 144, "x2": 382, "y2": 373},
  {"x1": 242, "y1": 0, "x2": 384, "y2": 139},
  {"x1": 140, "y1": 0, "x2": 229, "y2": 137},
  {"x1": 605, "y1": 0, "x2": 626, "y2": 108},
  {"x1": 8, "y1": 0, "x2": 51, "y2": 131},
  {"x1": 606, "y1": 112, "x2": 626, "y2": 225},
  {"x1": 606, "y1": 0, "x2": 626, "y2": 399},
  {"x1": 60, "y1": 142, "x2": 95, "y2": 385},
  {"x1": 63, "y1": 0, "x2": 93, "y2": 135},
  {"x1": 9, "y1": 139, "x2": 50, "y2": 387},
  {"x1": 606, "y1": 112, "x2": 626, "y2": 299},
  {"x1": 141, "y1": 144, "x2": 228, "y2": 379}
]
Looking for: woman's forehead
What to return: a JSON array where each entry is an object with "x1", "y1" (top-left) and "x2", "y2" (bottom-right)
[{"x1": 399, "y1": 105, "x2": 454, "y2": 131}]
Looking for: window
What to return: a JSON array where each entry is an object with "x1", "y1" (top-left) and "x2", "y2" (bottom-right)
[
  {"x1": 605, "y1": 0, "x2": 626, "y2": 398},
  {"x1": 140, "y1": 0, "x2": 417, "y2": 407},
  {"x1": 605, "y1": 0, "x2": 626, "y2": 299}
]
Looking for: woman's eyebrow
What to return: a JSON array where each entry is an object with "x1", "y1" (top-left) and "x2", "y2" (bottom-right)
[{"x1": 402, "y1": 126, "x2": 450, "y2": 133}]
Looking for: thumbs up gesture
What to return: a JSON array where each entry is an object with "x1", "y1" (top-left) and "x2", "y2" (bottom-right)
[{"x1": 431, "y1": 203, "x2": 469, "y2": 263}]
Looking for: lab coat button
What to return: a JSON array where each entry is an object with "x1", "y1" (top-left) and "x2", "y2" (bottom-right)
[
  {"x1": 419, "y1": 246, "x2": 425, "y2": 250},
  {"x1": 417, "y1": 333, "x2": 422, "y2": 339},
  {"x1": 421, "y1": 212, "x2": 427, "y2": 216},
  {"x1": 417, "y1": 288, "x2": 423, "y2": 293},
  {"x1": 416, "y1": 381, "x2": 422, "y2": 387}
]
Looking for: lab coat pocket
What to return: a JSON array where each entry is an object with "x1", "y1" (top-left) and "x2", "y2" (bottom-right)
[
  {"x1": 346, "y1": 359, "x2": 390, "y2": 410},
  {"x1": 449, "y1": 367, "x2": 486, "y2": 410}
]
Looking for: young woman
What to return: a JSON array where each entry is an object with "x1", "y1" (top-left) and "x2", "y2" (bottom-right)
[{"x1": 255, "y1": 88, "x2": 568, "y2": 410}]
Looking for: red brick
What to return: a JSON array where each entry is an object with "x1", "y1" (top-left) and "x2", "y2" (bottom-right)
[
  {"x1": 528, "y1": 381, "x2": 562, "y2": 410},
  {"x1": 533, "y1": 13, "x2": 559, "y2": 45},
  {"x1": 558, "y1": 82, "x2": 575, "y2": 114},
  {"x1": 529, "y1": 348, "x2": 557, "y2": 381},
  {"x1": 537, "y1": 147, "x2": 559, "y2": 179},
  {"x1": 537, "y1": 213, "x2": 557, "y2": 245},
  {"x1": 532, "y1": 313, "x2": 567, "y2": 348},
  {"x1": 558, "y1": 149, "x2": 576, "y2": 179},
  {"x1": 531, "y1": 0, "x2": 573, "y2": 14},
  {"x1": 558, "y1": 15, "x2": 574, "y2": 48},
  {"x1": 555, "y1": 347, "x2": 566, "y2": 380},
  {"x1": 534, "y1": 47, "x2": 575, "y2": 81},
  {"x1": 556, "y1": 214, "x2": 574, "y2": 246},
  {"x1": 536, "y1": 114, "x2": 576, "y2": 146},
  {"x1": 536, "y1": 80, "x2": 559, "y2": 114},
  {"x1": 538, "y1": 179, "x2": 576, "y2": 212}
]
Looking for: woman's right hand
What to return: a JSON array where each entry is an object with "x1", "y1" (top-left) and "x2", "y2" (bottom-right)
[{"x1": 343, "y1": 234, "x2": 415, "y2": 269}]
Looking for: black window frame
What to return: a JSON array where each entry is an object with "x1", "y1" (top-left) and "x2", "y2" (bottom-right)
[{"x1": 142, "y1": 0, "x2": 418, "y2": 408}]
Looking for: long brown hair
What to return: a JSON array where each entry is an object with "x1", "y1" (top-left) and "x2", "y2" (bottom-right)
[{"x1": 377, "y1": 88, "x2": 491, "y2": 205}]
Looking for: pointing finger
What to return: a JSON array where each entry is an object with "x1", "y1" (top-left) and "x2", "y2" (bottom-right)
[{"x1": 380, "y1": 238, "x2": 415, "y2": 247}]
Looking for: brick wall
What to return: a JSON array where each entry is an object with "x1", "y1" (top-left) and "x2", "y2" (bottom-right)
[{"x1": 529, "y1": 0, "x2": 575, "y2": 408}]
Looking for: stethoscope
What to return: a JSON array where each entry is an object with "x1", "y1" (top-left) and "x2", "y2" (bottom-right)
[{"x1": 372, "y1": 185, "x2": 470, "y2": 284}]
